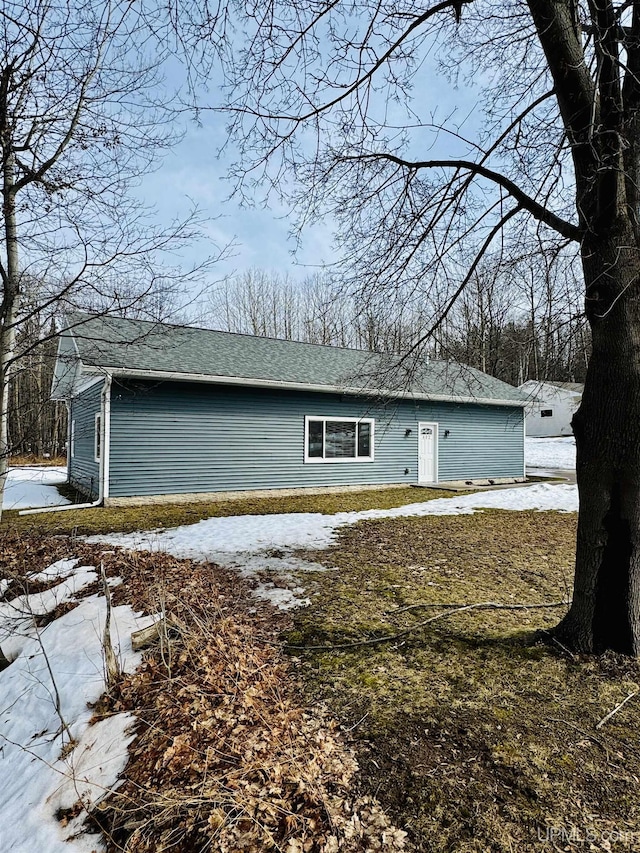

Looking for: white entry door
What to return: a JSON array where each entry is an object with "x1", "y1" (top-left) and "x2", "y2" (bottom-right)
[{"x1": 418, "y1": 422, "x2": 438, "y2": 484}]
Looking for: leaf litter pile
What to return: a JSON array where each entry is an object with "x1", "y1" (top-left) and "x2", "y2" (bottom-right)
[{"x1": 0, "y1": 530, "x2": 407, "y2": 853}]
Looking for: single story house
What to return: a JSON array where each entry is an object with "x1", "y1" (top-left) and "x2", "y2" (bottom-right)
[
  {"x1": 518, "y1": 380, "x2": 583, "y2": 437},
  {"x1": 51, "y1": 313, "x2": 527, "y2": 505}
]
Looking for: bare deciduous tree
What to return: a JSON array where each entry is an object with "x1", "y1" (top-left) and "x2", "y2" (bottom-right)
[
  {"x1": 210, "y1": 262, "x2": 590, "y2": 386},
  {"x1": 9, "y1": 301, "x2": 66, "y2": 459},
  {"x1": 185, "y1": 0, "x2": 640, "y2": 653},
  {"x1": 0, "y1": 0, "x2": 223, "y2": 516}
]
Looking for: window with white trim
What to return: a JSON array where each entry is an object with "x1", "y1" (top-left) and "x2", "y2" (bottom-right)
[
  {"x1": 94, "y1": 413, "x2": 102, "y2": 462},
  {"x1": 540, "y1": 409, "x2": 553, "y2": 418},
  {"x1": 304, "y1": 416, "x2": 374, "y2": 462}
]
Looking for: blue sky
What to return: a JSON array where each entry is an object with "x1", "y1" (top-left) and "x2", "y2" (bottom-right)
[
  {"x1": 135, "y1": 109, "x2": 338, "y2": 286},
  {"x1": 133, "y1": 49, "x2": 483, "y2": 295}
]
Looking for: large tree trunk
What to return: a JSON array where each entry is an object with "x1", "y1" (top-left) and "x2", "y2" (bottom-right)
[{"x1": 555, "y1": 228, "x2": 640, "y2": 654}]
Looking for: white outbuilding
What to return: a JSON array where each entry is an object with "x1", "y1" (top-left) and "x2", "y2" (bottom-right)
[{"x1": 518, "y1": 380, "x2": 583, "y2": 437}]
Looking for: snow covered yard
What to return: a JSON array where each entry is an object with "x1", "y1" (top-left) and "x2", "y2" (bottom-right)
[
  {"x1": 3, "y1": 466, "x2": 69, "y2": 510},
  {"x1": 88, "y1": 482, "x2": 578, "y2": 610},
  {"x1": 525, "y1": 435, "x2": 576, "y2": 470},
  {"x1": 79, "y1": 434, "x2": 578, "y2": 609}
]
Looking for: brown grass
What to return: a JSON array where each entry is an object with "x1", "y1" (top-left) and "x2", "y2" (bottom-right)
[
  {"x1": 3, "y1": 486, "x2": 456, "y2": 536},
  {"x1": 8, "y1": 489, "x2": 639, "y2": 851},
  {"x1": 285, "y1": 509, "x2": 640, "y2": 852},
  {"x1": 9, "y1": 454, "x2": 66, "y2": 466}
]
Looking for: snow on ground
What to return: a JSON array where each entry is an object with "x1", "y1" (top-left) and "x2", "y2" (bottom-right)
[
  {"x1": 526, "y1": 436, "x2": 576, "y2": 470},
  {"x1": 0, "y1": 474, "x2": 580, "y2": 847},
  {"x1": 89, "y1": 482, "x2": 578, "y2": 609},
  {"x1": 3, "y1": 466, "x2": 70, "y2": 510},
  {"x1": 0, "y1": 560, "x2": 97, "y2": 660},
  {"x1": 0, "y1": 558, "x2": 152, "y2": 853}
]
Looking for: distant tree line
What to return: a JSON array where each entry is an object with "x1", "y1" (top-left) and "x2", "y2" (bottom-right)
[
  {"x1": 8, "y1": 305, "x2": 66, "y2": 459},
  {"x1": 208, "y1": 256, "x2": 590, "y2": 386},
  {"x1": 439, "y1": 256, "x2": 590, "y2": 385}
]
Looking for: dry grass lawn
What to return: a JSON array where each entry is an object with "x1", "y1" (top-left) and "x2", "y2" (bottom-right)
[
  {"x1": 285, "y1": 509, "x2": 640, "y2": 852},
  {"x1": 3, "y1": 485, "x2": 455, "y2": 536}
]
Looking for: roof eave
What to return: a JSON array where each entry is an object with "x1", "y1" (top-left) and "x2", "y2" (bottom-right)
[{"x1": 80, "y1": 365, "x2": 527, "y2": 408}]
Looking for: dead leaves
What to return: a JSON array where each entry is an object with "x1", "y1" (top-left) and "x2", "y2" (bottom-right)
[
  {"x1": 94, "y1": 573, "x2": 407, "y2": 852},
  {"x1": 2, "y1": 530, "x2": 407, "y2": 851}
]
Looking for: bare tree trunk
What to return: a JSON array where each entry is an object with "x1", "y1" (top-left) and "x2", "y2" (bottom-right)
[
  {"x1": 0, "y1": 143, "x2": 20, "y2": 520},
  {"x1": 556, "y1": 231, "x2": 640, "y2": 654}
]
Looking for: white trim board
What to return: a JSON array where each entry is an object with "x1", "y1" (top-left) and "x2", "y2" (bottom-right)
[{"x1": 77, "y1": 365, "x2": 527, "y2": 408}]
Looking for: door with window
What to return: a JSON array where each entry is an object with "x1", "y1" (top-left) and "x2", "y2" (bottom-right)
[{"x1": 418, "y1": 422, "x2": 438, "y2": 484}]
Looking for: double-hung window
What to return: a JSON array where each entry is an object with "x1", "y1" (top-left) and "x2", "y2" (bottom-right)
[{"x1": 304, "y1": 416, "x2": 374, "y2": 463}]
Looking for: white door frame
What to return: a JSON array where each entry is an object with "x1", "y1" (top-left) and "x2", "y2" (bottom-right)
[{"x1": 417, "y1": 421, "x2": 438, "y2": 484}]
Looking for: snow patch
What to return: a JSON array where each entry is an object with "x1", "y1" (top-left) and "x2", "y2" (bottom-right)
[
  {"x1": 526, "y1": 436, "x2": 576, "y2": 470},
  {"x1": 0, "y1": 565, "x2": 97, "y2": 661},
  {"x1": 49, "y1": 713, "x2": 138, "y2": 846},
  {"x1": 4, "y1": 466, "x2": 70, "y2": 510},
  {"x1": 90, "y1": 482, "x2": 578, "y2": 568},
  {"x1": 254, "y1": 583, "x2": 312, "y2": 610},
  {"x1": 33, "y1": 558, "x2": 81, "y2": 582},
  {"x1": 89, "y1": 482, "x2": 578, "y2": 612},
  {"x1": 0, "y1": 558, "x2": 151, "y2": 853}
]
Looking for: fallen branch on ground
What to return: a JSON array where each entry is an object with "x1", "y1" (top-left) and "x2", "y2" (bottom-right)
[
  {"x1": 130, "y1": 613, "x2": 183, "y2": 652},
  {"x1": 596, "y1": 692, "x2": 638, "y2": 730},
  {"x1": 100, "y1": 563, "x2": 120, "y2": 690},
  {"x1": 387, "y1": 600, "x2": 570, "y2": 615},
  {"x1": 288, "y1": 600, "x2": 571, "y2": 652}
]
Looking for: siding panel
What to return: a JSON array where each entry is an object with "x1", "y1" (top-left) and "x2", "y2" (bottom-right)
[
  {"x1": 69, "y1": 381, "x2": 103, "y2": 498},
  {"x1": 108, "y1": 380, "x2": 524, "y2": 498}
]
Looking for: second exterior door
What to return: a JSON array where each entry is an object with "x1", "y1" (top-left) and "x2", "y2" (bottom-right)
[{"x1": 418, "y1": 422, "x2": 438, "y2": 484}]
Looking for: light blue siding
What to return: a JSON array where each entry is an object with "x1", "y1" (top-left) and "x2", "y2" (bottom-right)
[
  {"x1": 69, "y1": 381, "x2": 103, "y2": 498},
  {"x1": 107, "y1": 380, "x2": 524, "y2": 498}
]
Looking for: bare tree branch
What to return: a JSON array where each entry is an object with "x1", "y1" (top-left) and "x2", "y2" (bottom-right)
[{"x1": 342, "y1": 152, "x2": 581, "y2": 241}]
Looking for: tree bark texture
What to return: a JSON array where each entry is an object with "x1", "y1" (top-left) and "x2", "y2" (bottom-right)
[
  {"x1": 521, "y1": 0, "x2": 640, "y2": 654},
  {"x1": 556, "y1": 227, "x2": 640, "y2": 654},
  {"x1": 0, "y1": 143, "x2": 19, "y2": 523}
]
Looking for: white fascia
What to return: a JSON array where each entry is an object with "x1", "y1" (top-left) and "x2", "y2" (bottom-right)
[
  {"x1": 80, "y1": 366, "x2": 527, "y2": 408},
  {"x1": 102, "y1": 373, "x2": 112, "y2": 500},
  {"x1": 75, "y1": 374, "x2": 105, "y2": 395}
]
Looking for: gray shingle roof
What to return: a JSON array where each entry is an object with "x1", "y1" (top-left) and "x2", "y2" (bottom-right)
[
  {"x1": 519, "y1": 379, "x2": 584, "y2": 397},
  {"x1": 57, "y1": 312, "x2": 526, "y2": 405},
  {"x1": 546, "y1": 381, "x2": 584, "y2": 394}
]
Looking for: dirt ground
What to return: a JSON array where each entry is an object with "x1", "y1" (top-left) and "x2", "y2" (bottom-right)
[{"x1": 286, "y1": 510, "x2": 640, "y2": 852}]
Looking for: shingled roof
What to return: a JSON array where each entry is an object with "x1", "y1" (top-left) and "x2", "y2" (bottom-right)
[{"x1": 52, "y1": 312, "x2": 526, "y2": 406}]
